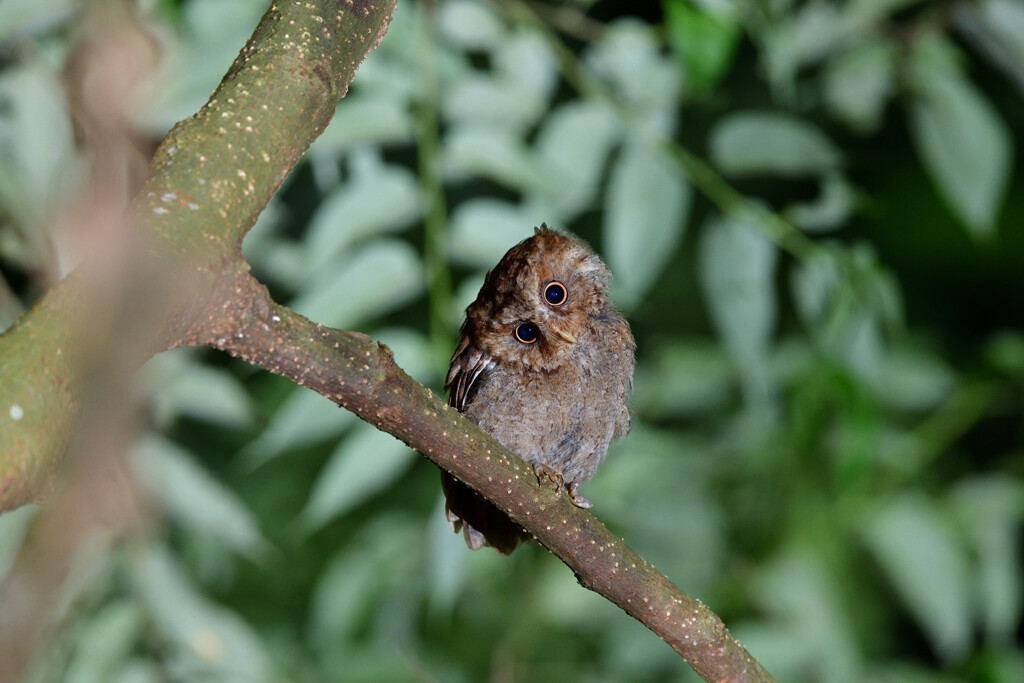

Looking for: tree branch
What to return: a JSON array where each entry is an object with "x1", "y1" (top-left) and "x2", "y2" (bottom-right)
[
  {"x1": 0, "y1": 0, "x2": 395, "y2": 509},
  {"x1": 189, "y1": 268, "x2": 774, "y2": 682},
  {"x1": 0, "y1": 1, "x2": 776, "y2": 680}
]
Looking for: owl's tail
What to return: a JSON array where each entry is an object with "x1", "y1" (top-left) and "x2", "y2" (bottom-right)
[{"x1": 440, "y1": 471, "x2": 529, "y2": 555}]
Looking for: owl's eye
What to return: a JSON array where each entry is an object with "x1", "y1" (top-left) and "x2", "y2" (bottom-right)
[
  {"x1": 544, "y1": 281, "x2": 568, "y2": 306},
  {"x1": 514, "y1": 322, "x2": 539, "y2": 344}
]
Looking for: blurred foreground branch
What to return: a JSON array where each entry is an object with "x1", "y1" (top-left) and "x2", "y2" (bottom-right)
[{"x1": 0, "y1": 1, "x2": 773, "y2": 680}]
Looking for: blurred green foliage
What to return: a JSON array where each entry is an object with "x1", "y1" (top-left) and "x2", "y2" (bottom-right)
[{"x1": 1, "y1": 0, "x2": 1023, "y2": 681}]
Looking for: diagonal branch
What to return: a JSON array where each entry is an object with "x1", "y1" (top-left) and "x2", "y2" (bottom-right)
[
  {"x1": 186, "y1": 267, "x2": 775, "y2": 682},
  {"x1": 0, "y1": 1, "x2": 776, "y2": 680}
]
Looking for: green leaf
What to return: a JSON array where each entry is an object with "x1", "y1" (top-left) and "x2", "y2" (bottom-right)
[
  {"x1": 244, "y1": 238, "x2": 309, "y2": 289},
  {"x1": 824, "y1": 39, "x2": 897, "y2": 134},
  {"x1": 604, "y1": 139, "x2": 691, "y2": 310},
  {"x1": 494, "y1": 31, "x2": 558, "y2": 119},
  {"x1": 341, "y1": 7, "x2": 420, "y2": 107},
  {"x1": 444, "y1": 124, "x2": 550, "y2": 194},
  {"x1": 425, "y1": 495, "x2": 468, "y2": 613},
  {"x1": 308, "y1": 517, "x2": 420, "y2": 646},
  {"x1": 443, "y1": 76, "x2": 546, "y2": 130},
  {"x1": 108, "y1": 660, "x2": 161, "y2": 683},
  {"x1": 909, "y1": 41, "x2": 1012, "y2": 240},
  {"x1": 312, "y1": 95, "x2": 414, "y2": 153},
  {"x1": 869, "y1": 346, "x2": 957, "y2": 412},
  {"x1": 592, "y1": 428, "x2": 724, "y2": 593},
  {"x1": 783, "y1": 174, "x2": 858, "y2": 233},
  {"x1": 241, "y1": 386, "x2": 356, "y2": 469},
  {"x1": 836, "y1": 308, "x2": 885, "y2": 384},
  {"x1": 950, "y1": 476, "x2": 1024, "y2": 643},
  {"x1": 766, "y1": 338, "x2": 816, "y2": 387},
  {"x1": 583, "y1": 21, "x2": 681, "y2": 111},
  {"x1": 64, "y1": 600, "x2": 145, "y2": 683},
  {"x1": 965, "y1": 0, "x2": 1024, "y2": 98},
  {"x1": 729, "y1": 622, "x2": 806, "y2": 683},
  {"x1": 0, "y1": 0, "x2": 76, "y2": 43},
  {"x1": 304, "y1": 153, "x2": 420, "y2": 271},
  {"x1": 308, "y1": 550, "x2": 380, "y2": 647},
  {"x1": 300, "y1": 422, "x2": 416, "y2": 531},
  {"x1": 131, "y1": 545, "x2": 272, "y2": 680},
  {"x1": 761, "y1": 1, "x2": 868, "y2": 99},
  {"x1": 291, "y1": 239, "x2": 425, "y2": 329},
  {"x1": 986, "y1": 331, "x2": 1024, "y2": 378},
  {"x1": 791, "y1": 249, "x2": 901, "y2": 382},
  {"x1": 862, "y1": 494, "x2": 973, "y2": 663},
  {"x1": 436, "y1": 0, "x2": 504, "y2": 51},
  {"x1": 867, "y1": 663, "x2": 965, "y2": 683},
  {"x1": 133, "y1": 437, "x2": 270, "y2": 560},
  {"x1": 698, "y1": 213, "x2": 778, "y2": 405},
  {"x1": 664, "y1": 0, "x2": 741, "y2": 94},
  {"x1": 0, "y1": 65, "x2": 76, "y2": 224},
  {"x1": 632, "y1": 341, "x2": 733, "y2": 418},
  {"x1": 0, "y1": 153, "x2": 43, "y2": 255},
  {"x1": 603, "y1": 609, "x2": 683, "y2": 681},
  {"x1": 792, "y1": 251, "x2": 842, "y2": 332},
  {"x1": 0, "y1": 504, "x2": 37, "y2": 581},
  {"x1": 239, "y1": 199, "x2": 287, "y2": 266},
  {"x1": 184, "y1": 0, "x2": 268, "y2": 48},
  {"x1": 531, "y1": 100, "x2": 621, "y2": 220},
  {"x1": 443, "y1": 34, "x2": 556, "y2": 132},
  {"x1": 534, "y1": 560, "x2": 611, "y2": 628},
  {"x1": 978, "y1": 649, "x2": 1024, "y2": 683},
  {"x1": 709, "y1": 112, "x2": 842, "y2": 177},
  {"x1": 154, "y1": 364, "x2": 255, "y2": 429},
  {"x1": 448, "y1": 200, "x2": 535, "y2": 267},
  {"x1": 751, "y1": 550, "x2": 863, "y2": 682}
]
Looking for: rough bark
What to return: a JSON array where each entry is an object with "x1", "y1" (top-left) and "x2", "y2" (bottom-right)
[{"x1": 0, "y1": 1, "x2": 775, "y2": 680}]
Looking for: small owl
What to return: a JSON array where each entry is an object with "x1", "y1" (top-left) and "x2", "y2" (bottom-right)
[{"x1": 443, "y1": 226, "x2": 635, "y2": 554}]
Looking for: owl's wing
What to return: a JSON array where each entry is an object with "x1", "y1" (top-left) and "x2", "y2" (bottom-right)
[
  {"x1": 442, "y1": 336, "x2": 525, "y2": 554},
  {"x1": 444, "y1": 335, "x2": 495, "y2": 411}
]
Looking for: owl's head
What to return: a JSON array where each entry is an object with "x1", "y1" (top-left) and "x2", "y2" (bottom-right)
[{"x1": 463, "y1": 226, "x2": 614, "y2": 372}]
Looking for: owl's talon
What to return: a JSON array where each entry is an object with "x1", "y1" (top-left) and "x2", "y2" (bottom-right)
[
  {"x1": 533, "y1": 463, "x2": 563, "y2": 490},
  {"x1": 567, "y1": 483, "x2": 593, "y2": 509}
]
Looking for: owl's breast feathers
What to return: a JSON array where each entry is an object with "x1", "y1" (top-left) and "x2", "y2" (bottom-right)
[{"x1": 445, "y1": 312, "x2": 633, "y2": 484}]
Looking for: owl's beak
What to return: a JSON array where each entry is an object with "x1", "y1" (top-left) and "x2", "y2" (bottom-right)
[{"x1": 551, "y1": 325, "x2": 577, "y2": 344}]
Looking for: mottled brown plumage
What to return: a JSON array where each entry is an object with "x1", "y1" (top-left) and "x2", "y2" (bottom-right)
[{"x1": 443, "y1": 226, "x2": 635, "y2": 554}]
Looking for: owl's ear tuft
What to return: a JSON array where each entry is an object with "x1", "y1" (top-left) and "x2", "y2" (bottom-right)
[{"x1": 534, "y1": 223, "x2": 548, "y2": 235}]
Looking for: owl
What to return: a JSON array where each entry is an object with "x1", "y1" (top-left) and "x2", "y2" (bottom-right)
[{"x1": 442, "y1": 226, "x2": 635, "y2": 554}]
